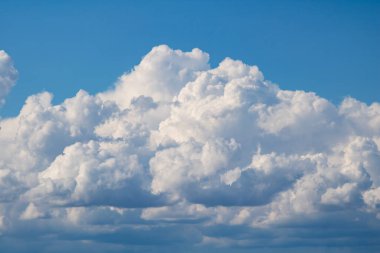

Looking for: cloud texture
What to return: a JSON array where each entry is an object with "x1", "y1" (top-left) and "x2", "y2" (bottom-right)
[{"x1": 0, "y1": 45, "x2": 380, "y2": 252}]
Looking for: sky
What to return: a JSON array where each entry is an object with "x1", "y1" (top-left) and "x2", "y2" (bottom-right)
[
  {"x1": 1, "y1": 1, "x2": 380, "y2": 253},
  {"x1": 0, "y1": 0, "x2": 379, "y2": 116}
]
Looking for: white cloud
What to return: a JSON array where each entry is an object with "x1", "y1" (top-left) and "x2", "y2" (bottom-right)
[
  {"x1": 99, "y1": 45, "x2": 209, "y2": 109},
  {"x1": 1, "y1": 45, "x2": 380, "y2": 252},
  {"x1": 363, "y1": 187, "x2": 380, "y2": 210},
  {"x1": 0, "y1": 50, "x2": 17, "y2": 106},
  {"x1": 19, "y1": 203, "x2": 43, "y2": 220},
  {"x1": 220, "y1": 167, "x2": 241, "y2": 186}
]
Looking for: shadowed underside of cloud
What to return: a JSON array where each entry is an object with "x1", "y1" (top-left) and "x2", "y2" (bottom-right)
[{"x1": 1, "y1": 45, "x2": 380, "y2": 252}]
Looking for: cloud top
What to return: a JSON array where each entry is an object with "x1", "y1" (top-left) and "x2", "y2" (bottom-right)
[{"x1": 0, "y1": 46, "x2": 380, "y2": 252}]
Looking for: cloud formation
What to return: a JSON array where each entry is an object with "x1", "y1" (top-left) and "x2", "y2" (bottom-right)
[
  {"x1": 0, "y1": 50, "x2": 18, "y2": 106},
  {"x1": 0, "y1": 45, "x2": 380, "y2": 252}
]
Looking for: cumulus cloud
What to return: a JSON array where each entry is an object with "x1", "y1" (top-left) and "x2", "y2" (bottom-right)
[
  {"x1": 0, "y1": 50, "x2": 17, "y2": 106},
  {"x1": 1, "y1": 45, "x2": 380, "y2": 252}
]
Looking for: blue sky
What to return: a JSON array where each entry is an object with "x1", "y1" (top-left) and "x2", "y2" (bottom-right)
[
  {"x1": 1, "y1": 1, "x2": 380, "y2": 253},
  {"x1": 1, "y1": 0, "x2": 379, "y2": 116}
]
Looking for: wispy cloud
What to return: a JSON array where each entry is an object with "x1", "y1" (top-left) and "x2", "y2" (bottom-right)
[{"x1": 0, "y1": 50, "x2": 18, "y2": 107}]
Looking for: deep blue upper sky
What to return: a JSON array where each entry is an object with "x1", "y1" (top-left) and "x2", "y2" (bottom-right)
[{"x1": 1, "y1": 0, "x2": 379, "y2": 117}]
